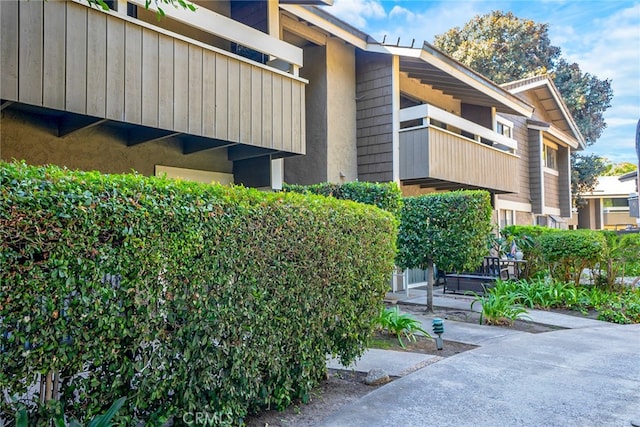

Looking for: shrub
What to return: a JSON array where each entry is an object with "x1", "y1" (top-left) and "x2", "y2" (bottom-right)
[
  {"x1": 0, "y1": 161, "x2": 398, "y2": 424},
  {"x1": 397, "y1": 190, "x2": 493, "y2": 273},
  {"x1": 501, "y1": 225, "x2": 559, "y2": 279},
  {"x1": 539, "y1": 229, "x2": 606, "y2": 285},
  {"x1": 282, "y1": 181, "x2": 403, "y2": 217}
]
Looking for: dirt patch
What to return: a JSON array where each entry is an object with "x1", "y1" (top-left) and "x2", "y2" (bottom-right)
[{"x1": 245, "y1": 333, "x2": 476, "y2": 426}]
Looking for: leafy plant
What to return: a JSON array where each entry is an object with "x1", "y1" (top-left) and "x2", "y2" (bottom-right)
[
  {"x1": 374, "y1": 306, "x2": 431, "y2": 348},
  {"x1": 17, "y1": 398, "x2": 126, "y2": 427},
  {"x1": 471, "y1": 286, "x2": 530, "y2": 326}
]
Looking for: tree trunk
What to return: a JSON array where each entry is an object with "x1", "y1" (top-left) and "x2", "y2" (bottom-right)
[{"x1": 426, "y1": 259, "x2": 434, "y2": 313}]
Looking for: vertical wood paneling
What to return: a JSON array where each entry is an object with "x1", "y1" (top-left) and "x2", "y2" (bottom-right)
[
  {"x1": 291, "y1": 82, "x2": 301, "y2": 154},
  {"x1": 271, "y1": 75, "x2": 283, "y2": 150},
  {"x1": 261, "y1": 72, "x2": 273, "y2": 147},
  {"x1": 201, "y1": 51, "x2": 216, "y2": 137},
  {"x1": 105, "y1": 18, "x2": 125, "y2": 120},
  {"x1": 43, "y1": 1, "x2": 66, "y2": 109},
  {"x1": 298, "y1": 83, "x2": 305, "y2": 155},
  {"x1": 400, "y1": 127, "x2": 517, "y2": 193},
  {"x1": 124, "y1": 23, "x2": 142, "y2": 124},
  {"x1": 173, "y1": 40, "x2": 188, "y2": 132},
  {"x1": 227, "y1": 60, "x2": 240, "y2": 142},
  {"x1": 141, "y1": 29, "x2": 159, "y2": 127},
  {"x1": 214, "y1": 55, "x2": 228, "y2": 140},
  {"x1": 0, "y1": 1, "x2": 19, "y2": 100},
  {"x1": 65, "y1": 4, "x2": 87, "y2": 113},
  {"x1": 250, "y1": 67, "x2": 262, "y2": 146},
  {"x1": 281, "y1": 78, "x2": 292, "y2": 152},
  {"x1": 19, "y1": 1, "x2": 44, "y2": 106},
  {"x1": 238, "y1": 62, "x2": 252, "y2": 144},
  {"x1": 188, "y1": 45, "x2": 203, "y2": 135},
  {"x1": 86, "y1": 11, "x2": 107, "y2": 117},
  {"x1": 158, "y1": 34, "x2": 174, "y2": 129},
  {"x1": 4, "y1": 2, "x2": 306, "y2": 155}
]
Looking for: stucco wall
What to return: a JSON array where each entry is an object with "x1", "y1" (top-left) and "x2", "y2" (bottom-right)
[
  {"x1": 326, "y1": 37, "x2": 357, "y2": 183},
  {"x1": 283, "y1": 29, "x2": 357, "y2": 185},
  {"x1": 1, "y1": 109, "x2": 232, "y2": 177}
]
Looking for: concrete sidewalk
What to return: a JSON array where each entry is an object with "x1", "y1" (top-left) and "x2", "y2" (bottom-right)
[{"x1": 323, "y1": 288, "x2": 640, "y2": 426}]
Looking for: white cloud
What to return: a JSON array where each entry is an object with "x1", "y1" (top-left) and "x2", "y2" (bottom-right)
[{"x1": 328, "y1": 0, "x2": 387, "y2": 29}]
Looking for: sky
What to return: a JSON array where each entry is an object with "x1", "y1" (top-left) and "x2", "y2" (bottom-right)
[{"x1": 322, "y1": 0, "x2": 640, "y2": 165}]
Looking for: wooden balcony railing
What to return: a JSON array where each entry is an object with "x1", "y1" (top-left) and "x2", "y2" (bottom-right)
[{"x1": 399, "y1": 104, "x2": 519, "y2": 193}]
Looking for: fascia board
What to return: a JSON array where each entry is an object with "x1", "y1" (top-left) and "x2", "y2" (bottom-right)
[{"x1": 279, "y1": 4, "x2": 368, "y2": 49}]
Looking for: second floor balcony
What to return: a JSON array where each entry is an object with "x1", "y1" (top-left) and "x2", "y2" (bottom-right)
[
  {"x1": 0, "y1": 0, "x2": 306, "y2": 157},
  {"x1": 399, "y1": 104, "x2": 520, "y2": 194}
]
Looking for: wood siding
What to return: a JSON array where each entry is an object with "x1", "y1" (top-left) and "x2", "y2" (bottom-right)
[
  {"x1": 529, "y1": 128, "x2": 543, "y2": 214},
  {"x1": 0, "y1": 0, "x2": 305, "y2": 155},
  {"x1": 557, "y1": 145, "x2": 571, "y2": 217},
  {"x1": 544, "y1": 172, "x2": 560, "y2": 209},
  {"x1": 400, "y1": 127, "x2": 519, "y2": 193},
  {"x1": 497, "y1": 113, "x2": 530, "y2": 205},
  {"x1": 356, "y1": 52, "x2": 394, "y2": 182}
]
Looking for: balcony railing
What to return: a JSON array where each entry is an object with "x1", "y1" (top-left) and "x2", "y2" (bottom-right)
[
  {"x1": 399, "y1": 104, "x2": 518, "y2": 152},
  {"x1": 2, "y1": 0, "x2": 306, "y2": 155},
  {"x1": 399, "y1": 104, "x2": 519, "y2": 193},
  {"x1": 80, "y1": 0, "x2": 304, "y2": 75}
]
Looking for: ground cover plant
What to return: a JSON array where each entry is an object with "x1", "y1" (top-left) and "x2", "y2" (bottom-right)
[
  {"x1": 0, "y1": 161, "x2": 397, "y2": 425},
  {"x1": 486, "y1": 279, "x2": 640, "y2": 324}
]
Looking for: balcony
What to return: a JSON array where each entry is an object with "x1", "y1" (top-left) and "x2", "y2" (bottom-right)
[
  {"x1": 0, "y1": 0, "x2": 306, "y2": 156},
  {"x1": 399, "y1": 104, "x2": 519, "y2": 194}
]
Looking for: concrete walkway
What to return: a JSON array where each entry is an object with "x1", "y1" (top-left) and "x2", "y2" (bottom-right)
[{"x1": 323, "y1": 288, "x2": 640, "y2": 426}]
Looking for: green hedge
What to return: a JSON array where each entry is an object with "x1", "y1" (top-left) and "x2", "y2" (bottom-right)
[
  {"x1": 0, "y1": 162, "x2": 397, "y2": 424},
  {"x1": 396, "y1": 190, "x2": 493, "y2": 272},
  {"x1": 502, "y1": 225, "x2": 560, "y2": 279},
  {"x1": 539, "y1": 229, "x2": 606, "y2": 285},
  {"x1": 282, "y1": 181, "x2": 403, "y2": 217}
]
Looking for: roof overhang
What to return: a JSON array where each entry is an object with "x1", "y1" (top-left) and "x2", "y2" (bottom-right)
[
  {"x1": 281, "y1": 7, "x2": 533, "y2": 117},
  {"x1": 503, "y1": 76, "x2": 585, "y2": 149},
  {"x1": 366, "y1": 42, "x2": 534, "y2": 117}
]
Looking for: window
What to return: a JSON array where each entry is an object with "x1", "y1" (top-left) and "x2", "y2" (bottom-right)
[
  {"x1": 543, "y1": 144, "x2": 558, "y2": 170},
  {"x1": 496, "y1": 116, "x2": 513, "y2": 138},
  {"x1": 499, "y1": 209, "x2": 515, "y2": 228}
]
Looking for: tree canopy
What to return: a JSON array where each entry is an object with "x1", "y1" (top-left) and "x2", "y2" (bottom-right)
[{"x1": 433, "y1": 10, "x2": 613, "y2": 146}]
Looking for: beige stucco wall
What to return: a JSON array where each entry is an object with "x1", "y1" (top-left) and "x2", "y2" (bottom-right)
[
  {"x1": 399, "y1": 74, "x2": 460, "y2": 114},
  {"x1": 1, "y1": 109, "x2": 232, "y2": 177},
  {"x1": 285, "y1": 37, "x2": 357, "y2": 185},
  {"x1": 326, "y1": 37, "x2": 357, "y2": 183}
]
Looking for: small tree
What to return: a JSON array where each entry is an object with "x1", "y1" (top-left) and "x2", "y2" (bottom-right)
[{"x1": 397, "y1": 191, "x2": 493, "y2": 311}]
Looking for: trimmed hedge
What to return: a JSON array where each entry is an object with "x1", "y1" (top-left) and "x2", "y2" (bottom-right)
[
  {"x1": 397, "y1": 190, "x2": 493, "y2": 272},
  {"x1": 0, "y1": 162, "x2": 397, "y2": 424},
  {"x1": 282, "y1": 181, "x2": 403, "y2": 217},
  {"x1": 539, "y1": 229, "x2": 606, "y2": 285}
]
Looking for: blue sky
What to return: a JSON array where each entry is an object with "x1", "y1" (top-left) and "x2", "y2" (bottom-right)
[{"x1": 323, "y1": 0, "x2": 640, "y2": 165}]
